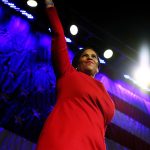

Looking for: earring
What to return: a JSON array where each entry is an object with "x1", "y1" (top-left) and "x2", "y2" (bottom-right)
[{"x1": 76, "y1": 66, "x2": 79, "y2": 71}]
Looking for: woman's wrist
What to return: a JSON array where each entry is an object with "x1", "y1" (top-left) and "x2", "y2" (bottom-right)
[{"x1": 45, "y1": 0, "x2": 54, "y2": 8}]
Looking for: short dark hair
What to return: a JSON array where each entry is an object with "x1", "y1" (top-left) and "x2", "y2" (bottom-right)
[{"x1": 72, "y1": 47, "x2": 100, "y2": 70}]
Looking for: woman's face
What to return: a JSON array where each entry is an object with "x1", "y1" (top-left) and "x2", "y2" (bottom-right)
[{"x1": 77, "y1": 49, "x2": 99, "y2": 77}]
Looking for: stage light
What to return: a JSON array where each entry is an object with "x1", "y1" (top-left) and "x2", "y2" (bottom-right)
[
  {"x1": 70, "y1": 24, "x2": 78, "y2": 35},
  {"x1": 132, "y1": 44, "x2": 150, "y2": 90},
  {"x1": 27, "y1": 0, "x2": 38, "y2": 7},
  {"x1": 99, "y1": 58, "x2": 106, "y2": 64},
  {"x1": 133, "y1": 67, "x2": 150, "y2": 90},
  {"x1": 79, "y1": 47, "x2": 84, "y2": 50},
  {"x1": 124, "y1": 74, "x2": 130, "y2": 79},
  {"x1": 124, "y1": 73, "x2": 150, "y2": 91},
  {"x1": 48, "y1": 28, "x2": 51, "y2": 32},
  {"x1": 1, "y1": 0, "x2": 34, "y2": 19},
  {"x1": 103, "y1": 49, "x2": 113, "y2": 59},
  {"x1": 65, "y1": 37, "x2": 72, "y2": 43}
]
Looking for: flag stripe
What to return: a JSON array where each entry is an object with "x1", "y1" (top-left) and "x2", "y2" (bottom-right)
[
  {"x1": 106, "y1": 138, "x2": 130, "y2": 150},
  {"x1": 98, "y1": 74, "x2": 150, "y2": 115},
  {"x1": 110, "y1": 93, "x2": 150, "y2": 128},
  {"x1": 106, "y1": 123, "x2": 150, "y2": 150},
  {"x1": 112, "y1": 110, "x2": 150, "y2": 144}
]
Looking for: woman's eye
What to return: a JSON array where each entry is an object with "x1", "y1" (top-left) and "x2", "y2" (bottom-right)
[
  {"x1": 82, "y1": 54, "x2": 88, "y2": 57},
  {"x1": 92, "y1": 55, "x2": 97, "y2": 58},
  {"x1": 81, "y1": 54, "x2": 97, "y2": 59}
]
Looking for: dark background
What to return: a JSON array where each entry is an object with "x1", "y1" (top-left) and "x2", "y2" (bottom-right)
[{"x1": 1, "y1": 0, "x2": 150, "y2": 88}]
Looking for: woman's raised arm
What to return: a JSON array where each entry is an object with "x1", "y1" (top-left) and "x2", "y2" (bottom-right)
[{"x1": 45, "y1": 1, "x2": 72, "y2": 78}]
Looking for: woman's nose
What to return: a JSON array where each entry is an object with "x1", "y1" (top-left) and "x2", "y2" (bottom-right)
[{"x1": 87, "y1": 55, "x2": 93, "y2": 59}]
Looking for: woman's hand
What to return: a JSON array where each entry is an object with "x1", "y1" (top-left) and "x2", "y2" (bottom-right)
[{"x1": 45, "y1": 0, "x2": 54, "y2": 8}]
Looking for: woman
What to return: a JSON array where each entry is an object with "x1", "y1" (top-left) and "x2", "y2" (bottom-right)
[{"x1": 36, "y1": 0, "x2": 115, "y2": 149}]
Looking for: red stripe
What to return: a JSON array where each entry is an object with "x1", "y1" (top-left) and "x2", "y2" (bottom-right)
[
  {"x1": 109, "y1": 93, "x2": 150, "y2": 128},
  {"x1": 106, "y1": 123, "x2": 150, "y2": 150}
]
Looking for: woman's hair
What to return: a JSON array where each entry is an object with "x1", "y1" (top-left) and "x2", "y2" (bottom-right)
[{"x1": 72, "y1": 47, "x2": 101, "y2": 70}]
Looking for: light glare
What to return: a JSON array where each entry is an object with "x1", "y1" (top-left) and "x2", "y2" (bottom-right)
[
  {"x1": 103, "y1": 49, "x2": 113, "y2": 59},
  {"x1": 65, "y1": 37, "x2": 72, "y2": 43},
  {"x1": 2, "y1": 0, "x2": 34, "y2": 19},
  {"x1": 70, "y1": 25, "x2": 78, "y2": 35},
  {"x1": 27, "y1": 0, "x2": 38, "y2": 7},
  {"x1": 134, "y1": 67, "x2": 150, "y2": 89}
]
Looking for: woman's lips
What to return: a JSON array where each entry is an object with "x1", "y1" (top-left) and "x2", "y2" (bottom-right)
[{"x1": 86, "y1": 60, "x2": 94, "y2": 64}]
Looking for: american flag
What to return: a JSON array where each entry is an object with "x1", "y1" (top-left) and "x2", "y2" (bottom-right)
[{"x1": 96, "y1": 73, "x2": 150, "y2": 150}]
